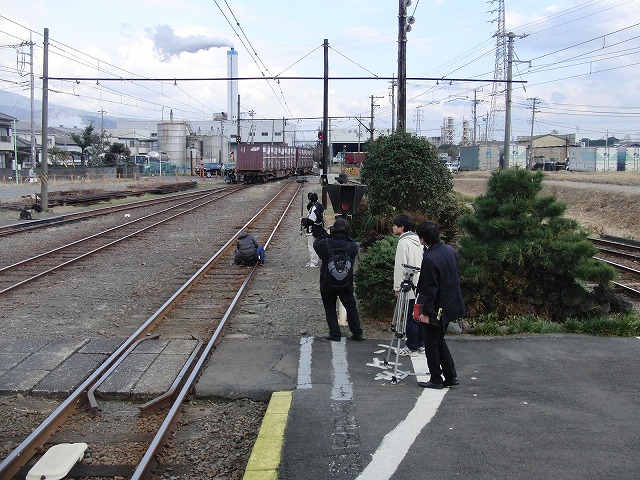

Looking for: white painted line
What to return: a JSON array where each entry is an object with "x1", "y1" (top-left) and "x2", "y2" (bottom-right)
[
  {"x1": 356, "y1": 389, "x2": 448, "y2": 480},
  {"x1": 331, "y1": 338, "x2": 352, "y2": 401},
  {"x1": 411, "y1": 353, "x2": 430, "y2": 383},
  {"x1": 297, "y1": 336, "x2": 313, "y2": 389}
]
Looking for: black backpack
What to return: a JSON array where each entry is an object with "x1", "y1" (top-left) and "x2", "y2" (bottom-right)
[{"x1": 326, "y1": 243, "x2": 353, "y2": 288}]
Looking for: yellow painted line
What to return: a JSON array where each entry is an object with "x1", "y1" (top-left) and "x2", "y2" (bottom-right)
[{"x1": 243, "y1": 390, "x2": 293, "y2": 480}]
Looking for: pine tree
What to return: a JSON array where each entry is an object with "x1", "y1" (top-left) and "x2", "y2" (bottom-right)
[{"x1": 458, "y1": 168, "x2": 617, "y2": 320}]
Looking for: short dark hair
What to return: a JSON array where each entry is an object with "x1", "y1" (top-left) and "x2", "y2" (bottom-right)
[
  {"x1": 416, "y1": 221, "x2": 440, "y2": 246},
  {"x1": 393, "y1": 214, "x2": 414, "y2": 232},
  {"x1": 331, "y1": 217, "x2": 350, "y2": 234},
  {"x1": 308, "y1": 192, "x2": 318, "y2": 202}
]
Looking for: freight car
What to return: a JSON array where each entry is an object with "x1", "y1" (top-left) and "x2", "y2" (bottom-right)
[{"x1": 236, "y1": 145, "x2": 314, "y2": 183}]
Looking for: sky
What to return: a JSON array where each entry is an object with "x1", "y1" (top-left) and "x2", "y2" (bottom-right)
[{"x1": 1, "y1": 0, "x2": 639, "y2": 144}]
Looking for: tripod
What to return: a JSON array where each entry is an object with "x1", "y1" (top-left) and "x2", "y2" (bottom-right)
[{"x1": 384, "y1": 264, "x2": 420, "y2": 384}]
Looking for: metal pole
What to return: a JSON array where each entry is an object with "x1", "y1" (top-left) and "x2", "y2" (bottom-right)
[
  {"x1": 13, "y1": 119, "x2": 18, "y2": 185},
  {"x1": 322, "y1": 38, "x2": 329, "y2": 207},
  {"x1": 528, "y1": 97, "x2": 538, "y2": 170},
  {"x1": 30, "y1": 32, "x2": 36, "y2": 169},
  {"x1": 397, "y1": 0, "x2": 407, "y2": 132},
  {"x1": 502, "y1": 32, "x2": 514, "y2": 170},
  {"x1": 40, "y1": 28, "x2": 49, "y2": 210},
  {"x1": 237, "y1": 95, "x2": 241, "y2": 138},
  {"x1": 390, "y1": 75, "x2": 396, "y2": 133}
]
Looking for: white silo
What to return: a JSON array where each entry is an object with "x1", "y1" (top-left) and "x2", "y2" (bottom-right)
[{"x1": 158, "y1": 121, "x2": 188, "y2": 172}]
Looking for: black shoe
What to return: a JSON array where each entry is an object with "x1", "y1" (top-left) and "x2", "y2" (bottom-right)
[
  {"x1": 324, "y1": 335, "x2": 341, "y2": 342},
  {"x1": 444, "y1": 377, "x2": 460, "y2": 387},
  {"x1": 349, "y1": 334, "x2": 364, "y2": 341},
  {"x1": 418, "y1": 381, "x2": 444, "y2": 390}
]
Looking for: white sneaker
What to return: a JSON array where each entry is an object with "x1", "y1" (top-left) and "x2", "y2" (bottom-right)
[
  {"x1": 397, "y1": 347, "x2": 418, "y2": 357},
  {"x1": 417, "y1": 347, "x2": 426, "y2": 354}
]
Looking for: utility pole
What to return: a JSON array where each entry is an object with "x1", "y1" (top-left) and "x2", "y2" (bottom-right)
[
  {"x1": 370, "y1": 95, "x2": 384, "y2": 143},
  {"x1": 527, "y1": 97, "x2": 539, "y2": 169},
  {"x1": 471, "y1": 89, "x2": 484, "y2": 145},
  {"x1": 322, "y1": 38, "x2": 329, "y2": 207},
  {"x1": 236, "y1": 95, "x2": 241, "y2": 138},
  {"x1": 389, "y1": 76, "x2": 397, "y2": 132},
  {"x1": 396, "y1": 0, "x2": 414, "y2": 132},
  {"x1": 40, "y1": 28, "x2": 49, "y2": 210},
  {"x1": 98, "y1": 108, "x2": 107, "y2": 154},
  {"x1": 502, "y1": 32, "x2": 514, "y2": 170}
]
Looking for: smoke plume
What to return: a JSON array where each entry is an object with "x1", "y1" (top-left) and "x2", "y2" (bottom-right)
[{"x1": 147, "y1": 24, "x2": 233, "y2": 62}]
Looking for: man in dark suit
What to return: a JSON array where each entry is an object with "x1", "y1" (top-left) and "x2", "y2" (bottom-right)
[{"x1": 415, "y1": 221, "x2": 466, "y2": 389}]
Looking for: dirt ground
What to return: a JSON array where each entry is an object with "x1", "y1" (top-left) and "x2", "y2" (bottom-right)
[{"x1": 452, "y1": 170, "x2": 640, "y2": 240}]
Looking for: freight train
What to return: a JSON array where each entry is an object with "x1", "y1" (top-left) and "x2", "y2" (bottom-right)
[{"x1": 235, "y1": 145, "x2": 314, "y2": 183}]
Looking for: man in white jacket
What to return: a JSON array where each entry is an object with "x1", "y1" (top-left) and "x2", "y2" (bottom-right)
[{"x1": 392, "y1": 214, "x2": 425, "y2": 356}]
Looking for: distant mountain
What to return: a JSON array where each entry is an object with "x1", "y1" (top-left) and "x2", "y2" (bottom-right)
[{"x1": 0, "y1": 89, "x2": 117, "y2": 129}]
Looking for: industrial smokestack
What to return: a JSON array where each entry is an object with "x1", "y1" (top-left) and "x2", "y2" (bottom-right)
[{"x1": 227, "y1": 48, "x2": 238, "y2": 120}]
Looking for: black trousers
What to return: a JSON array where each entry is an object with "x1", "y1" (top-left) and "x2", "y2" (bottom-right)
[
  {"x1": 422, "y1": 322, "x2": 456, "y2": 384},
  {"x1": 320, "y1": 286, "x2": 363, "y2": 339}
]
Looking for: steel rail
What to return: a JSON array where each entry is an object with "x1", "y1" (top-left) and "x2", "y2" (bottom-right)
[
  {"x1": 130, "y1": 181, "x2": 301, "y2": 480},
  {"x1": 0, "y1": 181, "x2": 299, "y2": 480},
  {"x1": 87, "y1": 334, "x2": 161, "y2": 416},
  {"x1": 0, "y1": 187, "x2": 217, "y2": 237},
  {"x1": 593, "y1": 257, "x2": 640, "y2": 276},
  {"x1": 0, "y1": 187, "x2": 243, "y2": 296}
]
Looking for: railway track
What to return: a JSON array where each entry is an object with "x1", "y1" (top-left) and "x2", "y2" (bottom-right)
[
  {"x1": 0, "y1": 180, "x2": 301, "y2": 480},
  {"x1": 591, "y1": 236, "x2": 640, "y2": 298},
  {"x1": 0, "y1": 186, "x2": 243, "y2": 296},
  {"x1": 0, "y1": 184, "x2": 216, "y2": 238}
]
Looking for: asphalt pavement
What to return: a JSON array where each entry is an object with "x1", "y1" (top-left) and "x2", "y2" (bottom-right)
[{"x1": 201, "y1": 333, "x2": 640, "y2": 480}]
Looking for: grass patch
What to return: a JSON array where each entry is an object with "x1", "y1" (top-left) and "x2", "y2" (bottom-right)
[{"x1": 467, "y1": 312, "x2": 640, "y2": 336}]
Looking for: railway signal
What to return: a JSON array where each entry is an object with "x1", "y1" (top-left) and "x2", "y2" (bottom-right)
[{"x1": 326, "y1": 183, "x2": 367, "y2": 217}]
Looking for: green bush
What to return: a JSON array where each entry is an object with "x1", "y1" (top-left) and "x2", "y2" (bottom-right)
[
  {"x1": 354, "y1": 235, "x2": 398, "y2": 319},
  {"x1": 360, "y1": 131, "x2": 451, "y2": 217}
]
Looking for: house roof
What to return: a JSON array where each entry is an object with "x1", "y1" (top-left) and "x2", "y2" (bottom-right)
[{"x1": 0, "y1": 111, "x2": 18, "y2": 124}]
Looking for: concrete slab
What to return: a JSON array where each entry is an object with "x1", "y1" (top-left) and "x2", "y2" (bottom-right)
[
  {"x1": 195, "y1": 337, "x2": 300, "y2": 402},
  {"x1": 131, "y1": 354, "x2": 189, "y2": 397},
  {"x1": 0, "y1": 368, "x2": 49, "y2": 392},
  {"x1": 32, "y1": 352, "x2": 108, "y2": 396}
]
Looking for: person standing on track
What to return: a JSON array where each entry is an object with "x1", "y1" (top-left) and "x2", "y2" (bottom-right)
[
  {"x1": 313, "y1": 218, "x2": 363, "y2": 341},
  {"x1": 392, "y1": 214, "x2": 425, "y2": 357},
  {"x1": 301, "y1": 192, "x2": 325, "y2": 267},
  {"x1": 414, "y1": 221, "x2": 465, "y2": 389}
]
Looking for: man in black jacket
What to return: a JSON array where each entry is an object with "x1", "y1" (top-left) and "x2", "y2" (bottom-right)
[
  {"x1": 313, "y1": 218, "x2": 363, "y2": 341},
  {"x1": 415, "y1": 221, "x2": 465, "y2": 389},
  {"x1": 234, "y1": 232, "x2": 265, "y2": 266}
]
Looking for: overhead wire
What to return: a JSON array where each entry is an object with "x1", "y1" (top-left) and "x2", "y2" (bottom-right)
[{"x1": 214, "y1": 0, "x2": 293, "y2": 117}]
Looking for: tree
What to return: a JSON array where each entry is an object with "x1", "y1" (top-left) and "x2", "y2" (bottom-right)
[
  {"x1": 360, "y1": 131, "x2": 451, "y2": 216},
  {"x1": 47, "y1": 146, "x2": 71, "y2": 166},
  {"x1": 457, "y1": 168, "x2": 617, "y2": 320},
  {"x1": 104, "y1": 142, "x2": 131, "y2": 166},
  {"x1": 69, "y1": 124, "x2": 101, "y2": 167}
]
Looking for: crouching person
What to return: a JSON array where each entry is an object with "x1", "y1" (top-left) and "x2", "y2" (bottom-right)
[{"x1": 234, "y1": 231, "x2": 265, "y2": 266}]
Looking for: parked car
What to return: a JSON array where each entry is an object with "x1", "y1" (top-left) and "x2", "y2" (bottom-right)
[
  {"x1": 195, "y1": 162, "x2": 223, "y2": 177},
  {"x1": 532, "y1": 160, "x2": 567, "y2": 171},
  {"x1": 445, "y1": 161, "x2": 460, "y2": 174}
]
